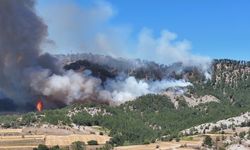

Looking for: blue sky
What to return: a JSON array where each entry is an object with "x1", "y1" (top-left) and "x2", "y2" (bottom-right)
[{"x1": 37, "y1": 0, "x2": 250, "y2": 61}]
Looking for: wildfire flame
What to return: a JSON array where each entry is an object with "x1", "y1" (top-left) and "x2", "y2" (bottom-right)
[{"x1": 36, "y1": 100, "x2": 43, "y2": 112}]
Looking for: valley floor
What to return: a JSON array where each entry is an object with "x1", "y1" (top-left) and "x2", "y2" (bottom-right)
[
  {"x1": 0, "y1": 127, "x2": 110, "y2": 150},
  {"x1": 115, "y1": 140, "x2": 201, "y2": 150},
  {"x1": 1, "y1": 125, "x2": 250, "y2": 150}
]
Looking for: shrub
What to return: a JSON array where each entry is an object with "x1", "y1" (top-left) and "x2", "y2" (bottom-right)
[
  {"x1": 175, "y1": 137, "x2": 180, "y2": 142},
  {"x1": 203, "y1": 135, "x2": 213, "y2": 147},
  {"x1": 143, "y1": 140, "x2": 150, "y2": 145},
  {"x1": 71, "y1": 141, "x2": 85, "y2": 150},
  {"x1": 37, "y1": 144, "x2": 49, "y2": 150},
  {"x1": 50, "y1": 145, "x2": 60, "y2": 150},
  {"x1": 239, "y1": 131, "x2": 246, "y2": 139},
  {"x1": 100, "y1": 143, "x2": 113, "y2": 150},
  {"x1": 109, "y1": 135, "x2": 125, "y2": 146},
  {"x1": 87, "y1": 140, "x2": 98, "y2": 145},
  {"x1": 151, "y1": 139, "x2": 156, "y2": 143}
]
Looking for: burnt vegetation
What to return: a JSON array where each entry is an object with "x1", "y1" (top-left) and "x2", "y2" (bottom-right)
[
  {"x1": 64, "y1": 60, "x2": 116, "y2": 81},
  {"x1": 61, "y1": 54, "x2": 207, "y2": 82}
]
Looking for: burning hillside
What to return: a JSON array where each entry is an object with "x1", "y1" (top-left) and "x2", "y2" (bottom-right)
[
  {"x1": 0, "y1": 0, "x2": 211, "y2": 112},
  {"x1": 60, "y1": 53, "x2": 211, "y2": 81}
]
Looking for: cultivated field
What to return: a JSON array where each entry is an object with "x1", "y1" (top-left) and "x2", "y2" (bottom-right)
[
  {"x1": 0, "y1": 128, "x2": 110, "y2": 150},
  {"x1": 0, "y1": 127, "x2": 243, "y2": 150},
  {"x1": 45, "y1": 134, "x2": 110, "y2": 146},
  {"x1": 115, "y1": 140, "x2": 202, "y2": 150},
  {"x1": 115, "y1": 133, "x2": 241, "y2": 150}
]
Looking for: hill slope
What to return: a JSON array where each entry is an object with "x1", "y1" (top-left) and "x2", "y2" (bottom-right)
[{"x1": 0, "y1": 59, "x2": 250, "y2": 146}]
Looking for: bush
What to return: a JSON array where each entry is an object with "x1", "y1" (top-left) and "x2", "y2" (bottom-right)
[
  {"x1": 71, "y1": 141, "x2": 85, "y2": 150},
  {"x1": 100, "y1": 143, "x2": 113, "y2": 150},
  {"x1": 2, "y1": 123, "x2": 11, "y2": 128},
  {"x1": 87, "y1": 140, "x2": 98, "y2": 145},
  {"x1": 151, "y1": 139, "x2": 156, "y2": 143},
  {"x1": 143, "y1": 140, "x2": 150, "y2": 145},
  {"x1": 211, "y1": 126, "x2": 221, "y2": 133},
  {"x1": 239, "y1": 131, "x2": 246, "y2": 139},
  {"x1": 161, "y1": 135, "x2": 173, "y2": 141},
  {"x1": 37, "y1": 144, "x2": 49, "y2": 150},
  {"x1": 203, "y1": 135, "x2": 213, "y2": 147},
  {"x1": 50, "y1": 145, "x2": 60, "y2": 150},
  {"x1": 175, "y1": 137, "x2": 180, "y2": 142},
  {"x1": 109, "y1": 135, "x2": 125, "y2": 146}
]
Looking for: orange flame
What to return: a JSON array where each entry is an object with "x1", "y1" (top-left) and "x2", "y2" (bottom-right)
[{"x1": 36, "y1": 100, "x2": 43, "y2": 112}]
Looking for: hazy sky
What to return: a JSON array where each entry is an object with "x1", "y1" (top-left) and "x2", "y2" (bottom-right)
[{"x1": 37, "y1": 0, "x2": 250, "y2": 61}]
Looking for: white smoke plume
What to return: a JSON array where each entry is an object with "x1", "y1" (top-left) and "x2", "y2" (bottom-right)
[
  {"x1": 31, "y1": 72, "x2": 192, "y2": 105},
  {"x1": 30, "y1": 70, "x2": 99, "y2": 104},
  {"x1": 137, "y1": 28, "x2": 212, "y2": 75},
  {"x1": 104, "y1": 77, "x2": 192, "y2": 104}
]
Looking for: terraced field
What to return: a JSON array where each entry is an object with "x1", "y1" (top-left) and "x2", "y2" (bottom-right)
[
  {"x1": 0, "y1": 128, "x2": 110, "y2": 150},
  {"x1": 45, "y1": 134, "x2": 109, "y2": 146}
]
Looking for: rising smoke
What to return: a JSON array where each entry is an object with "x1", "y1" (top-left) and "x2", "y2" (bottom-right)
[
  {"x1": 0, "y1": 0, "x2": 53, "y2": 106},
  {"x1": 0, "y1": 0, "x2": 199, "y2": 110},
  {"x1": 39, "y1": 0, "x2": 212, "y2": 78},
  {"x1": 39, "y1": 0, "x2": 211, "y2": 69}
]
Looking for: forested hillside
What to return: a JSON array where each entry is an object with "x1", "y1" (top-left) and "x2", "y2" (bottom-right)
[{"x1": 0, "y1": 59, "x2": 250, "y2": 146}]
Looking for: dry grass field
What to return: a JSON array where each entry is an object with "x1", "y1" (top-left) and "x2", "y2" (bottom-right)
[
  {"x1": 0, "y1": 129, "x2": 22, "y2": 134},
  {"x1": 114, "y1": 133, "x2": 238, "y2": 150},
  {"x1": 0, "y1": 128, "x2": 238, "y2": 150},
  {"x1": 115, "y1": 140, "x2": 202, "y2": 150},
  {"x1": 45, "y1": 134, "x2": 110, "y2": 146},
  {"x1": 115, "y1": 135, "x2": 203, "y2": 150},
  {"x1": 0, "y1": 128, "x2": 110, "y2": 150}
]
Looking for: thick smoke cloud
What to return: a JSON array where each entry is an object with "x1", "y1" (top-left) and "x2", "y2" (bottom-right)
[
  {"x1": 31, "y1": 70, "x2": 105, "y2": 104},
  {"x1": 31, "y1": 72, "x2": 192, "y2": 105},
  {"x1": 0, "y1": 0, "x2": 61, "y2": 109},
  {"x1": 0, "y1": 0, "x2": 51, "y2": 106},
  {"x1": 0, "y1": 0, "x2": 196, "y2": 110}
]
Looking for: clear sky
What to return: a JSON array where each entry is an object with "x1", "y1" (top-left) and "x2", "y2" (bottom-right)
[{"x1": 37, "y1": 0, "x2": 250, "y2": 61}]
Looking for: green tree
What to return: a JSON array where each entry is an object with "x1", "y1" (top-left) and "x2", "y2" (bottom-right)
[{"x1": 203, "y1": 135, "x2": 213, "y2": 147}]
